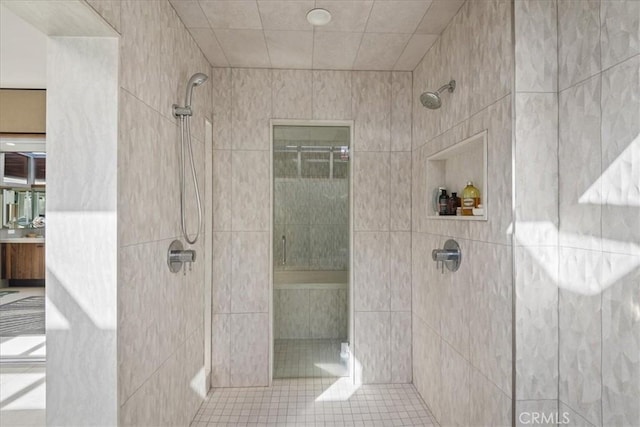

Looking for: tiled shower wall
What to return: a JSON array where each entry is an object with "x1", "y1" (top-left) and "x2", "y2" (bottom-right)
[
  {"x1": 411, "y1": 0, "x2": 513, "y2": 425},
  {"x1": 515, "y1": 0, "x2": 639, "y2": 425},
  {"x1": 273, "y1": 178, "x2": 349, "y2": 271},
  {"x1": 87, "y1": 1, "x2": 213, "y2": 425},
  {"x1": 514, "y1": 1, "x2": 560, "y2": 423},
  {"x1": 211, "y1": 69, "x2": 412, "y2": 387}
]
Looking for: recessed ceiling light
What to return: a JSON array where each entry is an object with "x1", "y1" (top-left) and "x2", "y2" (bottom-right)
[{"x1": 306, "y1": 8, "x2": 331, "y2": 26}]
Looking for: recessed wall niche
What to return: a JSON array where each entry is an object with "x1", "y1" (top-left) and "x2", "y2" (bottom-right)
[{"x1": 426, "y1": 130, "x2": 488, "y2": 221}]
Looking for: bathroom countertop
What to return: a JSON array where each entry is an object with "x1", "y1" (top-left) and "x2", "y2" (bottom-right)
[{"x1": 0, "y1": 237, "x2": 45, "y2": 244}]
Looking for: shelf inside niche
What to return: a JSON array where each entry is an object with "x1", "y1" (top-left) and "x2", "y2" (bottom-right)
[{"x1": 426, "y1": 130, "x2": 488, "y2": 221}]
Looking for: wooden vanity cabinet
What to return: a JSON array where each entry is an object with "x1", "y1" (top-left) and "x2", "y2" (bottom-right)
[{"x1": 2, "y1": 243, "x2": 45, "y2": 280}]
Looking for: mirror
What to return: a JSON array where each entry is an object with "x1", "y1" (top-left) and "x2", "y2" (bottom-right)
[
  {"x1": 2, "y1": 189, "x2": 45, "y2": 228},
  {"x1": 0, "y1": 135, "x2": 46, "y2": 228}
]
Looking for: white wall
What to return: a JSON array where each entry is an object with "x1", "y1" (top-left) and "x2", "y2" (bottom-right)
[
  {"x1": 0, "y1": 5, "x2": 46, "y2": 89},
  {"x1": 46, "y1": 35, "x2": 119, "y2": 427}
]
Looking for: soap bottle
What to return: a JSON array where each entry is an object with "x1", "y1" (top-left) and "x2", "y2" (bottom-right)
[
  {"x1": 438, "y1": 189, "x2": 449, "y2": 215},
  {"x1": 461, "y1": 181, "x2": 480, "y2": 216},
  {"x1": 448, "y1": 192, "x2": 461, "y2": 215},
  {"x1": 433, "y1": 187, "x2": 446, "y2": 214}
]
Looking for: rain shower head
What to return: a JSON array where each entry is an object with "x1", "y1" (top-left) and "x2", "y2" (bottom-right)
[
  {"x1": 174, "y1": 72, "x2": 209, "y2": 118},
  {"x1": 184, "y1": 72, "x2": 208, "y2": 108},
  {"x1": 420, "y1": 80, "x2": 456, "y2": 109}
]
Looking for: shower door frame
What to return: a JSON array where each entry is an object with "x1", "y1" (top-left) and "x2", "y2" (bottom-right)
[{"x1": 269, "y1": 119, "x2": 355, "y2": 385}]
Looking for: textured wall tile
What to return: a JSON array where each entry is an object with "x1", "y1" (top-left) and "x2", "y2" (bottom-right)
[
  {"x1": 602, "y1": 253, "x2": 640, "y2": 426},
  {"x1": 211, "y1": 314, "x2": 230, "y2": 387},
  {"x1": 558, "y1": 0, "x2": 601, "y2": 90},
  {"x1": 411, "y1": 145, "x2": 429, "y2": 233},
  {"x1": 601, "y1": 56, "x2": 640, "y2": 255},
  {"x1": 391, "y1": 72, "x2": 412, "y2": 152},
  {"x1": 310, "y1": 289, "x2": 348, "y2": 339},
  {"x1": 119, "y1": 91, "x2": 179, "y2": 245},
  {"x1": 515, "y1": 0, "x2": 558, "y2": 92},
  {"x1": 87, "y1": 0, "x2": 121, "y2": 32},
  {"x1": 600, "y1": 0, "x2": 640, "y2": 70},
  {"x1": 310, "y1": 180, "x2": 349, "y2": 225},
  {"x1": 468, "y1": 0, "x2": 512, "y2": 115},
  {"x1": 559, "y1": 247, "x2": 604, "y2": 296},
  {"x1": 390, "y1": 232, "x2": 411, "y2": 312},
  {"x1": 354, "y1": 152, "x2": 390, "y2": 231},
  {"x1": 515, "y1": 93, "x2": 559, "y2": 246},
  {"x1": 559, "y1": 287, "x2": 602, "y2": 426},
  {"x1": 354, "y1": 232, "x2": 390, "y2": 311},
  {"x1": 230, "y1": 313, "x2": 269, "y2": 387},
  {"x1": 469, "y1": 242, "x2": 512, "y2": 395},
  {"x1": 211, "y1": 68, "x2": 232, "y2": 149},
  {"x1": 231, "y1": 150, "x2": 269, "y2": 231},
  {"x1": 119, "y1": 240, "x2": 182, "y2": 404},
  {"x1": 232, "y1": 68, "x2": 272, "y2": 150},
  {"x1": 559, "y1": 75, "x2": 602, "y2": 250},
  {"x1": 516, "y1": 400, "x2": 559, "y2": 427},
  {"x1": 231, "y1": 232, "x2": 269, "y2": 313},
  {"x1": 559, "y1": 401, "x2": 598, "y2": 427},
  {"x1": 274, "y1": 289, "x2": 310, "y2": 339},
  {"x1": 465, "y1": 96, "x2": 513, "y2": 246},
  {"x1": 442, "y1": 238, "x2": 470, "y2": 359},
  {"x1": 121, "y1": 0, "x2": 212, "y2": 133},
  {"x1": 120, "y1": 330, "x2": 205, "y2": 426},
  {"x1": 352, "y1": 71, "x2": 391, "y2": 151},
  {"x1": 515, "y1": 246, "x2": 559, "y2": 400},
  {"x1": 284, "y1": 180, "x2": 309, "y2": 225},
  {"x1": 213, "y1": 149, "x2": 231, "y2": 231},
  {"x1": 212, "y1": 232, "x2": 232, "y2": 314},
  {"x1": 412, "y1": 316, "x2": 441, "y2": 422},
  {"x1": 440, "y1": 340, "x2": 470, "y2": 426},
  {"x1": 411, "y1": 232, "x2": 442, "y2": 332},
  {"x1": 355, "y1": 311, "x2": 391, "y2": 384},
  {"x1": 391, "y1": 311, "x2": 412, "y2": 383},
  {"x1": 312, "y1": 70, "x2": 352, "y2": 120},
  {"x1": 389, "y1": 152, "x2": 412, "y2": 231},
  {"x1": 470, "y1": 368, "x2": 511, "y2": 427},
  {"x1": 272, "y1": 69, "x2": 312, "y2": 119},
  {"x1": 284, "y1": 224, "x2": 311, "y2": 268}
]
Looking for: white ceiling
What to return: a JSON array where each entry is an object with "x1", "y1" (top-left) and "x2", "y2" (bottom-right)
[{"x1": 170, "y1": 0, "x2": 465, "y2": 71}]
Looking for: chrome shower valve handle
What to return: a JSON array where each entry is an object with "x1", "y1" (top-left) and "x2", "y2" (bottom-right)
[{"x1": 432, "y1": 239, "x2": 461, "y2": 273}]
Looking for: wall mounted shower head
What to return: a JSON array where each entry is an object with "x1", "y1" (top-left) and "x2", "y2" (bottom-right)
[
  {"x1": 184, "y1": 72, "x2": 208, "y2": 108},
  {"x1": 174, "y1": 72, "x2": 209, "y2": 118},
  {"x1": 420, "y1": 80, "x2": 456, "y2": 109}
]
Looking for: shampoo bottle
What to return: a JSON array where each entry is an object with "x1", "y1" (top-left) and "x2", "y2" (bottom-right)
[
  {"x1": 438, "y1": 189, "x2": 449, "y2": 215},
  {"x1": 461, "y1": 181, "x2": 480, "y2": 216},
  {"x1": 448, "y1": 192, "x2": 461, "y2": 215}
]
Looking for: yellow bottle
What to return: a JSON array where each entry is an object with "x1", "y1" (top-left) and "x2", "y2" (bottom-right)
[{"x1": 461, "y1": 181, "x2": 480, "y2": 216}]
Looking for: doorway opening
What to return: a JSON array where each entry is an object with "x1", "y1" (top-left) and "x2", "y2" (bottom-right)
[{"x1": 270, "y1": 121, "x2": 353, "y2": 380}]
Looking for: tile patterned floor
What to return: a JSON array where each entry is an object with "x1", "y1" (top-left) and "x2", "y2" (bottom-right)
[
  {"x1": 274, "y1": 339, "x2": 348, "y2": 379},
  {"x1": 191, "y1": 377, "x2": 436, "y2": 426}
]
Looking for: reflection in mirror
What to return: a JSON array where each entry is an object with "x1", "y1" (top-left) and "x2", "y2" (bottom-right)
[
  {"x1": 0, "y1": 136, "x2": 46, "y2": 229},
  {"x1": 2, "y1": 189, "x2": 45, "y2": 228}
]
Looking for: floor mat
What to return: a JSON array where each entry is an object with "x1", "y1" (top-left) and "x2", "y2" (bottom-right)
[{"x1": 0, "y1": 296, "x2": 45, "y2": 336}]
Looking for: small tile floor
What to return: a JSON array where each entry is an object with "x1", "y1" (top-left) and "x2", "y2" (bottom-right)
[
  {"x1": 274, "y1": 339, "x2": 348, "y2": 379},
  {"x1": 191, "y1": 377, "x2": 436, "y2": 427}
]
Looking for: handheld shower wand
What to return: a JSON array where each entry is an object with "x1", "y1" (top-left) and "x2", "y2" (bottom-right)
[{"x1": 173, "y1": 72, "x2": 208, "y2": 245}]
